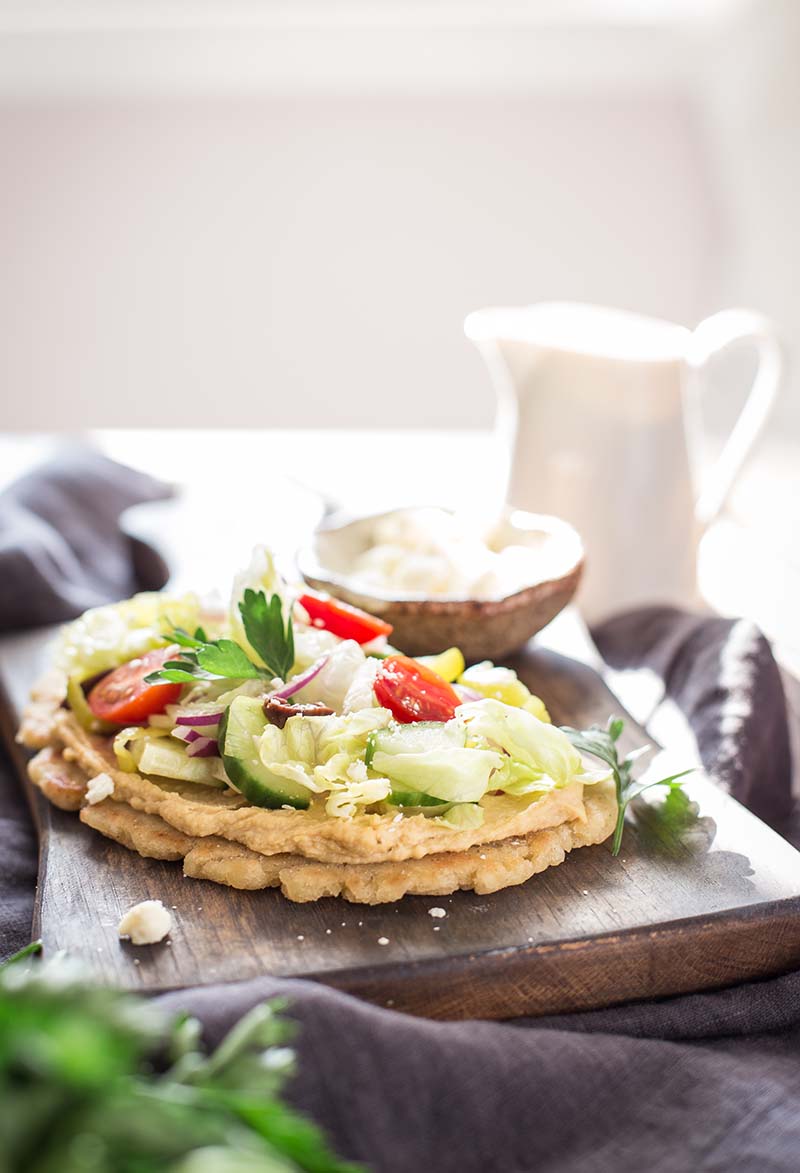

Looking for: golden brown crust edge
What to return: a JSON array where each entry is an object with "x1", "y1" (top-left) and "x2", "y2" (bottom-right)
[
  {"x1": 80, "y1": 781, "x2": 617, "y2": 903},
  {"x1": 18, "y1": 669, "x2": 67, "y2": 750},
  {"x1": 27, "y1": 700, "x2": 589, "y2": 864},
  {"x1": 27, "y1": 745, "x2": 87, "y2": 811}
]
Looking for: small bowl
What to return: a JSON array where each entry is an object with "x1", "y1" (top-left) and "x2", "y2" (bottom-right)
[{"x1": 297, "y1": 506, "x2": 584, "y2": 662}]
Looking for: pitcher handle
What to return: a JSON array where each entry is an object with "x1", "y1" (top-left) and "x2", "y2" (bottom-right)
[{"x1": 687, "y1": 309, "x2": 785, "y2": 526}]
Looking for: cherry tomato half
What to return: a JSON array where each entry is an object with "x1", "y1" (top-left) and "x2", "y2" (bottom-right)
[
  {"x1": 299, "y1": 592, "x2": 393, "y2": 645},
  {"x1": 374, "y1": 655, "x2": 461, "y2": 724},
  {"x1": 87, "y1": 646, "x2": 182, "y2": 725}
]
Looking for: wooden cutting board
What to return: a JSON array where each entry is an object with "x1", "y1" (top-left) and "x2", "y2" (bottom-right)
[{"x1": 2, "y1": 623, "x2": 800, "y2": 1020}]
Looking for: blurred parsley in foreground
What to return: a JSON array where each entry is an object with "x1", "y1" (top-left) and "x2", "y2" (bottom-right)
[{"x1": 0, "y1": 944, "x2": 361, "y2": 1173}]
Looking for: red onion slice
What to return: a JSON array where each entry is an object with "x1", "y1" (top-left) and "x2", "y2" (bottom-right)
[
  {"x1": 173, "y1": 726, "x2": 218, "y2": 743},
  {"x1": 186, "y1": 735, "x2": 219, "y2": 757},
  {"x1": 271, "y1": 655, "x2": 330, "y2": 701},
  {"x1": 454, "y1": 685, "x2": 484, "y2": 703},
  {"x1": 174, "y1": 709, "x2": 224, "y2": 727}
]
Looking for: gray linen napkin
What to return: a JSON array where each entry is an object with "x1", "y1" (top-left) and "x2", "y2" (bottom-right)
[
  {"x1": 0, "y1": 447, "x2": 171, "y2": 631},
  {"x1": 156, "y1": 965, "x2": 800, "y2": 1173}
]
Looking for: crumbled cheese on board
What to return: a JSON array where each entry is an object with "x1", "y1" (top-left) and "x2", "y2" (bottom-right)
[
  {"x1": 85, "y1": 772, "x2": 114, "y2": 805},
  {"x1": 428, "y1": 907, "x2": 447, "y2": 919},
  {"x1": 117, "y1": 900, "x2": 172, "y2": 945}
]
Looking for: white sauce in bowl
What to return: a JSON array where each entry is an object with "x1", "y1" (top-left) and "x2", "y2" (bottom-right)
[{"x1": 344, "y1": 508, "x2": 556, "y2": 600}]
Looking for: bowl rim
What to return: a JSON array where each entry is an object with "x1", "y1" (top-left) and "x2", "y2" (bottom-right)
[{"x1": 296, "y1": 505, "x2": 585, "y2": 608}]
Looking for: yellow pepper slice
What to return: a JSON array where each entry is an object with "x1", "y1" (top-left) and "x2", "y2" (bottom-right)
[
  {"x1": 458, "y1": 662, "x2": 551, "y2": 723},
  {"x1": 418, "y1": 647, "x2": 466, "y2": 684},
  {"x1": 66, "y1": 674, "x2": 118, "y2": 735}
]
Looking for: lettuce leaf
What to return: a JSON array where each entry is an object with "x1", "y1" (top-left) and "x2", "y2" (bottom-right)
[
  {"x1": 456, "y1": 698, "x2": 582, "y2": 787},
  {"x1": 314, "y1": 708, "x2": 392, "y2": 763},
  {"x1": 435, "y1": 802, "x2": 485, "y2": 830},
  {"x1": 296, "y1": 640, "x2": 368, "y2": 712},
  {"x1": 254, "y1": 708, "x2": 393, "y2": 811},
  {"x1": 323, "y1": 760, "x2": 392, "y2": 818},
  {"x1": 55, "y1": 592, "x2": 202, "y2": 681},
  {"x1": 370, "y1": 746, "x2": 504, "y2": 803}
]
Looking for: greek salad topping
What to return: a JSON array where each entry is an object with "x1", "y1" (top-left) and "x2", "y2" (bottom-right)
[{"x1": 55, "y1": 543, "x2": 686, "y2": 852}]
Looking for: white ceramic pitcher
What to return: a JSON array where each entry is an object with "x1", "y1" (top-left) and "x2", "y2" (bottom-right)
[{"x1": 465, "y1": 303, "x2": 784, "y2": 621}]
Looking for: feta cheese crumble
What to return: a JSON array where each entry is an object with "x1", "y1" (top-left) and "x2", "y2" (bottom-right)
[
  {"x1": 85, "y1": 772, "x2": 114, "y2": 805},
  {"x1": 117, "y1": 899, "x2": 172, "y2": 945},
  {"x1": 428, "y1": 907, "x2": 447, "y2": 919}
]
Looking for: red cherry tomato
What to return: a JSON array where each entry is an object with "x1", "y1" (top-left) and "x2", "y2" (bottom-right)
[
  {"x1": 299, "y1": 592, "x2": 393, "y2": 645},
  {"x1": 374, "y1": 655, "x2": 461, "y2": 724},
  {"x1": 87, "y1": 646, "x2": 183, "y2": 725}
]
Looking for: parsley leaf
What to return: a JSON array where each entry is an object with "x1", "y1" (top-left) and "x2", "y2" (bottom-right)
[
  {"x1": 167, "y1": 626, "x2": 207, "y2": 650},
  {"x1": 561, "y1": 717, "x2": 693, "y2": 855},
  {"x1": 239, "y1": 588, "x2": 295, "y2": 680},
  {"x1": 148, "y1": 667, "x2": 207, "y2": 684},
  {"x1": 145, "y1": 593, "x2": 296, "y2": 686},
  {"x1": 194, "y1": 638, "x2": 262, "y2": 679},
  {"x1": 630, "y1": 783, "x2": 707, "y2": 856}
]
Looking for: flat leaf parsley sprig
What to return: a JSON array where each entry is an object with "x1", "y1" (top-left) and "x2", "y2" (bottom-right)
[
  {"x1": 0, "y1": 945, "x2": 359, "y2": 1173},
  {"x1": 561, "y1": 718, "x2": 694, "y2": 855},
  {"x1": 146, "y1": 589, "x2": 295, "y2": 685}
]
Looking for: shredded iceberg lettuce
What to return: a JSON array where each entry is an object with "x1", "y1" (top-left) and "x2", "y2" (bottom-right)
[
  {"x1": 314, "y1": 708, "x2": 392, "y2": 763},
  {"x1": 435, "y1": 802, "x2": 484, "y2": 830},
  {"x1": 457, "y1": 699, "x2": 611, "y2": 793},
  {"x1": 370, "y1": 746, "x2": 504, "y2": 803},
  {"x1": 491, "y1": 758, "x2": 555, "y2": 797},
  {"x1": 257, "y1": 722, "x2": 325, "y2": 792},
  {"x1": 55, "y1": 592, "x2": 202, "y2": 681},
  {"x1": 456, "y1": 698, "x2": 581, "y2": 788},
  {"x1": 342, "y1": 656, "x2": 380, "y2": 713},
  {"x1": 253, "y1": 708, "x2": 394, "y2": 814},
  {"x1": 296, "y1": 640, "x2": 367, "y2": 713},
  {"x1": 228, "y1": 546, "x2": 292, "y2": 669},
  {"x1": 291, "y1": 626, "x2": 343, "y2": 672},
  {"x1": 324, "y1": 763, "x2": 392, "y2": 818},
  {"x1": 112, "y1": 725, "x2": 172, "y2": 774}
]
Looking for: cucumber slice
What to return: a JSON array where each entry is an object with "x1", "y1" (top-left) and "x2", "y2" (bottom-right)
[
  {"x1": 219, "y1": 696, "x2": 311, "y2": 810},
  {"x1": 366, "y1": 643, "x2": 402, "y2": 660},
  {"x1": 385, "y1": 787, "x2": 451, "y2": 811},
  {"x1": 365, "y1": 720, "x2": 465, "y2": 767}
]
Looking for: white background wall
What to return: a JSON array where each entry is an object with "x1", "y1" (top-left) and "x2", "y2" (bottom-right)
[
  {"x1": 0, "y1": 93, "x2": 719, "y2": 430},
  {"x1": 0, "y1": 0, "x2": 797, "y2": 437}
]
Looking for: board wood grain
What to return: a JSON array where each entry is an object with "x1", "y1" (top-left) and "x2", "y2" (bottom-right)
[{"x1": 2, "y1": 624, "x2": 800, "y2": 1020}]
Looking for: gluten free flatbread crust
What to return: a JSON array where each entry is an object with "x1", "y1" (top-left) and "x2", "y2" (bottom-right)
[
  {"x1": 20, "y1": 671, "x2": 617, "y2": 902},
  {"x1": 22, "y1": 688, "x2": 590, "y2": 865},
  {"x1": 78, "y1": 779, "x2": 616, "y2": 903}
]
